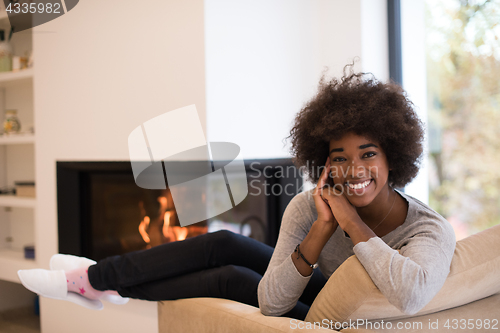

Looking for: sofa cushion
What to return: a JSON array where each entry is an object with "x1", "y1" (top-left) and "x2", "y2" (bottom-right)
[
  {"x1": 158, "y1": 298, "x2": 332, "y2": 332},
  {"x1": 305, "y1": 224, "x2": 500, "y2": 325}
]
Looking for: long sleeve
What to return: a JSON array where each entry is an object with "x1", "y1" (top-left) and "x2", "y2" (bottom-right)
[
  {"x1": 257, "y1": 193, "x2": 315, "y2": 316},
  {"x1": 353, "y1": 217, "x2": 456, "y2": 315}
]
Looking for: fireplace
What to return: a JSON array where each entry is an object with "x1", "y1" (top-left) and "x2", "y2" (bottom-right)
[{"x1": 57, "y1": 159, "x2": 302, "y2": 261}]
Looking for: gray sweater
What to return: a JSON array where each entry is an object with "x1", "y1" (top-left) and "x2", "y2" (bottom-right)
[{"x1": 257, "y1": 189, "x2": 456, "y2": 316}]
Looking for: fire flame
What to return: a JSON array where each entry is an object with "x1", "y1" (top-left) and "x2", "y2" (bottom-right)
[
  {"x1": 139, "y1": 195, "x2": 190, "y2": 245},
  {"x1": 162, "y1": 210, "x2": 188, "y2": 241},
  {"x1": 139, "y1": 196, "x2": 208, "y2": 248},
  {"x1": 174, "y1": 226, "x2": 189, "y2": 242},
  {"x1": 162, "y1": 211, "x2": 172, "y2": 240},
  {"x1": 158, "y1": 196, "x2": 168, "y2": 210},
  {"x1": 138, "y1": 216, "x2": 151, "y2": 244}
]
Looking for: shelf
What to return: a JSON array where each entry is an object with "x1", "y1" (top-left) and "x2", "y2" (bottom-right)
[
  {"x1": 0, "y1": 195, "x2": 35, "y2": 208},
  {"x1": 0, "y1": 68, "x2": 33, "y2": 86},
  {"x1": 0, "y1": 249, "x2": 37, "y2": 283},
  {"x1": 0, "y1": 6, "x2": 36, "y2": 289},
  {"x1": 0, "y1": 133, "x2": 35, "y2": 145}
]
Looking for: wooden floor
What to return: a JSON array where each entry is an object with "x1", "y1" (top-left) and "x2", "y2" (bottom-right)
[{"x1": 0, "y1": 307, "x2": 40, "y2": 333}]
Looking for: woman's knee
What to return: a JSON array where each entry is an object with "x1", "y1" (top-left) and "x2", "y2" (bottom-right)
[
  {"x1": 201, "y1": 230, "x2": 240, "y2": 266},
  {"x1": 208, "y1": 265, "x2": 261, "y2": 305},
  {"x1": 218, "y1": 265, "x2": 261, "y2": 292},
  {"x1": 217, "y1": 264, "x2": 253, "y2": 280},
  {"x1": 207, "y1": 229, "x2": 239, "y2": 247}
]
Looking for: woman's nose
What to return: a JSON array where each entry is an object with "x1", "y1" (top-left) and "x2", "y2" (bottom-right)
[
  {"x1": 351, "y1": 159, "x2": 368, "y2": 178},
  {"x1": 356, "y1": 167, "x2": 368, "y2": 178}
]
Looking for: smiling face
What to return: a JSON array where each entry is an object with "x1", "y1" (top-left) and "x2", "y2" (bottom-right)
[{"x1": 328, "y1": 132, "x2": 391, "y2": 207}]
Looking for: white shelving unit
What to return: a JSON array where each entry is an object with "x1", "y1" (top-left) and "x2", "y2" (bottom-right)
[
  {"x1": 0, "y1": 195, "x2": 35, "y2": 208},
  {"x1": 0, "y1": 68, "x2": 33, "y2": 85},
  {"x1": 0, "y1": 9, "x2": 36, "y2": 284},
  {"x1": 0, "y1": 132, "x2": 35, "y2": 144},
  {"x1": 0, "y1": 248, "x2": 37, "y2": 282}
]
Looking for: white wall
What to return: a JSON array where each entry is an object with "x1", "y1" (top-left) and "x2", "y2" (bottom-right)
[
  {"x1": 205, "y1": 0, "x2": 387, "y2": 191},
  {"x1": 33, "y1": 0, "x2": 205, "y2": 332},
  {"x1": 205, "y1": 0, "x2": 367, "y2": 160},
  {"x1": 205, "y1": 0, "x2": 388, "y2": 197},
  {"x1": 361, "y1": 0, "x2": 389, "y2": 82}
]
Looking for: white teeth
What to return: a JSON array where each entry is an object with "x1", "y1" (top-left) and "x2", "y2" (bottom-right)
[{"x1": 347, "y1": 180, "x2": 371, "y2": 189}]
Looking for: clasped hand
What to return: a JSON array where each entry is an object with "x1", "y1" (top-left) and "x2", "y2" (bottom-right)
[{"x1": 312, "y1": 157, "x2": 363, "y2": 232}]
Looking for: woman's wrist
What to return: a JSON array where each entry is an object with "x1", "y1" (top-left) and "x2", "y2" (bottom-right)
[
  {"x1": 312, "y1": 219, "x2": 337, "y2": 239},
  {"x1": 291, "y1": 220, "x2": 335, "y2": 277}
]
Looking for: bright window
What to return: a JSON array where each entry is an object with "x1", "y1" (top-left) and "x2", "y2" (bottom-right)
[{"x1": 425, "y1": 0, "x2": 500, "y2": 239}]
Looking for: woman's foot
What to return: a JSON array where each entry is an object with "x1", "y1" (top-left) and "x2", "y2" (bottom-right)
[
  {"x1": 50, "y1": 254, "x2": 129, "y2": 305},
  {"x1": 17, "y1": 253, "x2": 130, "y2": 310},
  {"x1": 17, "y1": 269, "x2": 104, "y2": 310},
  {"x1": 65, "y1": 266, "x2": 105, "y2": 300}
]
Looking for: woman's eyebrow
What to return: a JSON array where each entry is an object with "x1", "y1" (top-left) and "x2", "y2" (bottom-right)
[
  {"x1": 329, "y1": 143, "x2": 378, "y2": 154},
  {"x1": 329, "y1": 147, "x2": 343, "y2": 153},
  {"x1": 359, "y1": 143, "x2": 378, "y2": 149}
]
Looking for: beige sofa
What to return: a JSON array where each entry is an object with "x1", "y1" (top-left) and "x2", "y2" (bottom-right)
[{"x1": 158, "y1": 224, "x2": 500, "y2": 332}]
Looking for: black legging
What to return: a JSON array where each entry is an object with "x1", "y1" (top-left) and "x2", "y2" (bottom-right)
[{"x1": 87, "y1": 230, "x2": 327, "y2": 320}]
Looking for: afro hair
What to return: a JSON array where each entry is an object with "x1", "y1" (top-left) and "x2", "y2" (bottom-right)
[{"x1": 286, "y1": 63, "x2": 425, "y2": 188}]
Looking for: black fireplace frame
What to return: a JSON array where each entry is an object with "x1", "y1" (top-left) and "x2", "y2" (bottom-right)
[{"x1": 56, "y1": 159, "x2": 302, "y2": 259}]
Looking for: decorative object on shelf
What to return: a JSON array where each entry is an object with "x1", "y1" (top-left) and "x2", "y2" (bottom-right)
[
  {"x1": 12, "y1": 56, "x2": 21, "y2": 72},
  {"x1": 3, "y1": 109, "x2": 21, "y2": 134},
  {"x1": 0, "y1": 186, "x2": 15, "y2": 194},
  {"x1": 12, "y1": 55, "x2": 28, "y2": 71},
  {"x1": 0, "y1": 29, "x2": 11, "y2": 72},
  {"x1": 12, "y1": 55, "x2": 20, "y2": 71},
  {"x1": 24, "y1": 245, "x2": 35, "y2": 259},
  {"x1": 15, "y1": 181, "x2": 35, "y2": 197},
  {"x1": 27, "y1": 49, "x2": 33, "y2": 68},
  {"x1": 12, "y1": 45, "x2": 30, "y2": 72}
]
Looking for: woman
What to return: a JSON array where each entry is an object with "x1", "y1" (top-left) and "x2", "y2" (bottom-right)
[
  {"x1": 258, "y1": 67, "x2": 456, "y2": 318},
  {"x1": 18, "y1": 65, "x2": 456, "y2": 321}
]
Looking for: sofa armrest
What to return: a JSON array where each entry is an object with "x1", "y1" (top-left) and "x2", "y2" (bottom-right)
[
  {"x1": 306, "y1": 224, "x2": 500, "y2": 324},
  {"x1": 339, "y1": 292, "x2": 500, "y2": 333},
  {"x1": 158, "y1": 298, "x2": 331, "y2": 332}
]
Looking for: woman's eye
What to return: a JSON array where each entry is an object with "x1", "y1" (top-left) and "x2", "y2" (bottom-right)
[
  {"x1": 364, "y1": 152, "x2": 376, "y2": 158},
  {"x1": 332, "y1": 157, "x2": 345, "y2": 162}
]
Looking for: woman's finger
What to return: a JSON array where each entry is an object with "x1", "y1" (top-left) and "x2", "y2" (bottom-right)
[
  {"x1": 316, "y1": 158, "x2": 331, "y2": 199},
  {"x1": 332, "y1": 183, "x2": 343, "y2": 195},
  {"x1": 314, "y1": 157, "x2": 330, "y2": 194}
]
